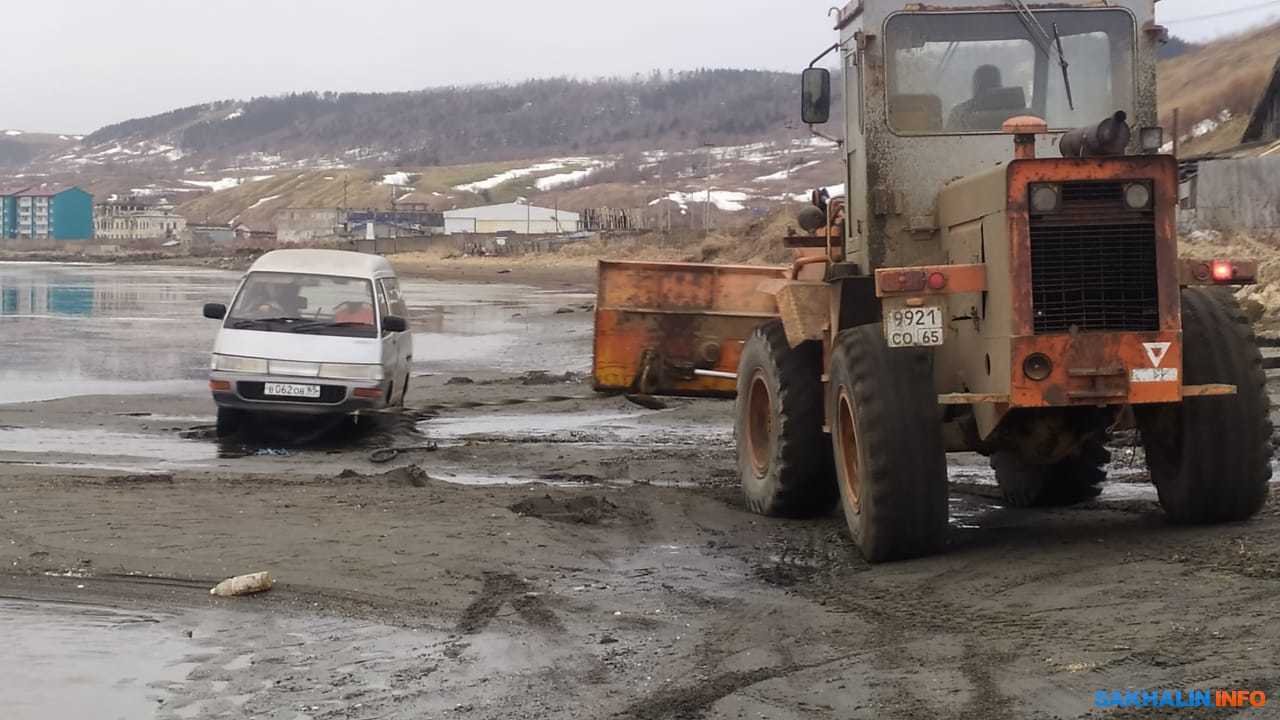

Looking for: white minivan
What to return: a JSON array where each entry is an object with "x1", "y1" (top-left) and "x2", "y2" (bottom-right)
[{"x1": 202, "y1": 249, "x2": 413, "y2": 436}]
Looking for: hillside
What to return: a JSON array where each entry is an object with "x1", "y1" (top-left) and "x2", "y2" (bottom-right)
[
  {"x1": 0, "y1": 130, "x2": 79, "y2": 168},
  {"x1": 58, "y1": 70, "x2": 807, "y2": 173},
  {"x1": 1158, "y1": 21, "x2": 1280, "y2": 156}
]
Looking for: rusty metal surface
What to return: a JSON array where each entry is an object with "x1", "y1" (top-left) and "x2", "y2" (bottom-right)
[
  {"x1": 1178, "y1": 258, "x2": 1260, "y2": 286},
  {"x1": 1010, "y1": 330, "x2": 1183, "y2": 407},
  {"x1": 874, "y1": 263, "x2": 987, "y2": 296},
  {"x1": 1182, "y1": 384, "x2": 1238, "y2": 397},
  {"x1": 775, "y1": 282, "x2": 830, "y2": 348},
  {"x1": 592, "y1": 260, "x2": 787, "y2": 397},
  {"x1": 1006, "y1": 156, "x2": 1182, "y2": 339}
]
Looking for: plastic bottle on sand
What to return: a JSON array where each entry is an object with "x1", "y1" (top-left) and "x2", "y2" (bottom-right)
[{"x1": 210, "y1": 571, "x2": 274, "y2": 597}]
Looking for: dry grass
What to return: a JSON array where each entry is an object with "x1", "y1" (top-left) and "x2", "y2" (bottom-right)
[
  {"x1": 1159, "y1": 22, "x2": 1280, "y2": 148},
  {"x1": 174, "y1": 161, "x2": 523, "y2": 227}
]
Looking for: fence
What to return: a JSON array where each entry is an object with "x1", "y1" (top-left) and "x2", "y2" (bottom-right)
[{"x1": 1182, "y1": 156, "x2": 1280, "y2": 231}]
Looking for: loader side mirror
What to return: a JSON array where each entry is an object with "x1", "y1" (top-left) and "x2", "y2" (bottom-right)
[{"x1": 801, "y1": 68, "x2": 832, "y2": 126}]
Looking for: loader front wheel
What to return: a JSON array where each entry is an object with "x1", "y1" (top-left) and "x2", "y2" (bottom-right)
[
  {"x1": 1136, "y1": 288, "x2": 1272, "y2": 524},
  {"x1": 735, "y1": 321, "x2": 835, "y2": 517},
  {"x1": 829, "y1": 325, "x2": 948, "y2": 562},
  {"x1": 990, "y1": 439, "x2": 1109, "y2": 508}
]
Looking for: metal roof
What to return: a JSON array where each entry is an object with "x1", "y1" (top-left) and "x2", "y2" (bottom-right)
[
  {"x1": 11, "y1": 183, "x2": 80, "y2": 197},
  {"x1": 443, "y1": 202, "x2": 579, "y2": 223},
  {"x1": 248, "y1": 249, "x2": 396, "y2": 279}
]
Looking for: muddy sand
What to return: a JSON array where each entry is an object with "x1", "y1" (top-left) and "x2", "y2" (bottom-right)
[{"x1": 3, "y1": 261, "x2": 1280, "y2": 719}]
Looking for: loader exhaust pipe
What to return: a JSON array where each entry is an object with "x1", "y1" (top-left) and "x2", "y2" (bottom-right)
[{"x1": 1059, "y1": 111, "x2": 1131, "y2": 158}]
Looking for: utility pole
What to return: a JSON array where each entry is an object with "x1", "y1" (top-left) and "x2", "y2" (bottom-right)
[
  {"x1": 1172, "y1": 108, "x2": 1180, "y2": 158},
  {"x1": 702, "y1": 142, "x2": 716, "y2": 238}
]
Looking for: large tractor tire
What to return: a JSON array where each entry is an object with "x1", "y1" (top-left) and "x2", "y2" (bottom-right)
[
  {"x1": 735, "y1": 321, "x2": 836, "y2": 517},
  {"x1": 990, "y1": 439, "x2": 1109, "y2": 507},
  {"x1": 828, "y1": 325, "x2": 949, "y2": 562},
  {"x1": 1136, "y1": 288, "x2": 1273, "y2": 524}
]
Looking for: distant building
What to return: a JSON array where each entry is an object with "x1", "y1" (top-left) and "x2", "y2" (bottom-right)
[
  {"x1": 274, "y1": 208, "x2": 344, "y2": 244},
  {"x1": 0, "y1": 183, "x2": 94, "y2": 241},
  {"x1": 189, "y1": 225, "x2": 236, "y2": 244},
  {"x1": 346, "y1": 210, "x2": 444, "y2": 236},
  {"x1": 95, "y1": 198, "x2": 187, "y2": 241},
  {"x1": 443, "y1": 202, "x2": 579, "y2": 235}
]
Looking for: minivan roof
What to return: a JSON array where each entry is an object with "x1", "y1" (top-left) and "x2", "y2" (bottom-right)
[{"x1": 247, "y1": 249, "x2": 397, "y2": 279}]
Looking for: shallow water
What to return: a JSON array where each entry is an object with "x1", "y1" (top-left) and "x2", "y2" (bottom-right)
[
  {"x1": 0, "y1": 599, "x2": 205, "y2": 720},
  {"x1": 0, "y1": 262, "x2": 591, "y2": 406}
]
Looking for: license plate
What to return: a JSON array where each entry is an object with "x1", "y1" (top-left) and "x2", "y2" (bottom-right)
[
  {"x1": 884, "y1": 304, "x2": 945, "y2": 348},
  {"x1": 264, "y1": 382, "x2": 321, "y2": 399}
]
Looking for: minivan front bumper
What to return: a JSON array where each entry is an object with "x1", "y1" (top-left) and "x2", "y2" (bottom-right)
[{"x1": 209, "y1": 371, "x2": 394, "y2": 416}]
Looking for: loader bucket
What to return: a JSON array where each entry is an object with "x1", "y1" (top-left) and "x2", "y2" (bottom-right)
[{"x1": 593, "y1": 260, "x2": 786, "y2": 397}]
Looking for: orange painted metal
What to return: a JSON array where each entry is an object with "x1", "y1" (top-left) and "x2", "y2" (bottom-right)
[
  {"x1": 1006, "y1": 156, "x2": 1183, "y2": 408},
  {"x1": 874, "y1": 263, "x2": 987, "y2": 297},
  {"x1": 1178, "y1": 258, "x2": 1260, "y2": 286},
  {"x1": 1010, "y1": 331, "x2": 1183, "y2": 407},
  {"x1": 592, "y1": 260, "x2": 787, "y2": 397}
]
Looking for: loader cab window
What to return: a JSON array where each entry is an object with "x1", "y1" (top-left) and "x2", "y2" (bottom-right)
[{"x1": 885, "y1": 10, "x2": 1135, "y2": 135}]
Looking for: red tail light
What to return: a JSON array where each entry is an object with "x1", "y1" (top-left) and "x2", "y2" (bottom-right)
[
  {"x1": 927, "y1": 272, "x2": 948, "y2": 291},
  {"x1": 1212, "y1": 261, "x2": 1235, "y2": 283}
]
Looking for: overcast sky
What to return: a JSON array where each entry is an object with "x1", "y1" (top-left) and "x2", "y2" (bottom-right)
[{"x1": 0, "y1": 0, "x2": 1275, "y2": 134}]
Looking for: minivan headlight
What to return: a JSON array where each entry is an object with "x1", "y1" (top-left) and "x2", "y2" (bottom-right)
[
  {"x1": 319, "y1": 363, "x2": 385, "y2": 381},
  {"x1": 211, "y1": 354, "x2": 269, "y2": 374}
]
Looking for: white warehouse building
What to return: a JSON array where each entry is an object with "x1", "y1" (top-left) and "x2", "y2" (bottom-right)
[{"x1": 443, "y1": 202, "x2": 579, "y2": 235}]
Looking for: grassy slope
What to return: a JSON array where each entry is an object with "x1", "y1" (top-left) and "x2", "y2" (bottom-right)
[
  {"x1": 1159, "y1": 21, "x2": 1280, "y2": 153},
  {"x1": 175, "y1": 161, "x2": 525, "y2": 227}
]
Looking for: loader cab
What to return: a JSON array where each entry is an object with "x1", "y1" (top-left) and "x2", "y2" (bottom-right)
[{"x1": 820, "y1": 0, "x2": 1158, "y2": 273}]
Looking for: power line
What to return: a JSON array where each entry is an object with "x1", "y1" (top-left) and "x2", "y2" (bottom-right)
[{"x1": 1162, "y1": 0, "x2": 1280, "y2": 25}]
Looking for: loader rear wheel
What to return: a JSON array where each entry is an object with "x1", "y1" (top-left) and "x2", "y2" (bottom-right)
[
  {"x1": 1136, "y1": 288, "x2": 1272, "y2": 524},
  {"x1": 829, "y1": 325, "x2": 948, "y2": 562},
  {"x1": 991, "y1": 439, "x2": 1109, "y2": 508},
  {"x1": 735, "y1": 321, "x2": 835, "y2": 517}
]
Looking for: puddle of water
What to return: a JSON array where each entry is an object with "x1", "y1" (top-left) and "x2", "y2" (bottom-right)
[
  {"x1": 950, "y1": 494, "x2": 1004, "y2": 529},
  {"x1": 0, "y1": 599, "x2": 203, "y2": 718},
  {"x1": 433, "y1": 471, "x2": 563, "y2": 487},
  {"x1": 0, "y1": 378, "x2": 205, "y2": 406},
  {"x1": 0, "y1": 263, "x2": 592, "y2": 402},
  {"x1": 0, "y1": 427, "x2": 218, "y2": 464},
  {"x1": 419, "y1": 409, "x2": 733, "y2": 447}
]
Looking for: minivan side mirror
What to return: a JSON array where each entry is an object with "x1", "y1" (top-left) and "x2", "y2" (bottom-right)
[
  {"x1": 382, "y1": 315, "x2": 407, "y2": 333},
  {"x1": 203, "y1": 303, "x2": 227, "y2": 320},
  {"x1": 801, "y1": 67, "x2": 832, "y2": 126}
]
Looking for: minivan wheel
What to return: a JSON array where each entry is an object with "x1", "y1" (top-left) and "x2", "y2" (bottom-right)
[{"x1": 215, "y1": 407, "x2": 243, "y2": 438}]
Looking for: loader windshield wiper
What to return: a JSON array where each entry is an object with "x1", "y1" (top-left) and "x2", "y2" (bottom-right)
[
  {"x1": 1006, "y1": 0, "x2": 1076, "y2": 111},
  {"x1": 1052, "y1": 22, "x2": 1076, "y2": 112}
]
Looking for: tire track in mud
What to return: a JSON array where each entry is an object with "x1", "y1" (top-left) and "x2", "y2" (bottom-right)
[{"x1": 457, "y1": 571, "x2": 564, "y2": 634}]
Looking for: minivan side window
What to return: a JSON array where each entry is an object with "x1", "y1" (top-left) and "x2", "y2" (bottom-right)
[
  {"x1": 380, "y1": 278, "x2": 408, "y2": 318},
  {"x1": 375, "y1": 283, "x2": 391, "y2": 334}
]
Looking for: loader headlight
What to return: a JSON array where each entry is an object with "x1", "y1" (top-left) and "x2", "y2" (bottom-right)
[
  {"x1": 1030, "y1": 184, "x2": 1060, "y2": 213},
  {"x1": 318, "y1": 363, "x2": 385, "y2": 381},
  {"x1": 211, "y1": 354, "x2": 269, "y2": 374},
  {"x1": 1124, "y1": 182, "x2": 1152, "y2": 210}
]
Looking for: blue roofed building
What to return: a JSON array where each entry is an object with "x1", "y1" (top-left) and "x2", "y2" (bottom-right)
[{"x1": 1, "y1": 183, "x2": 94, "y2": 241}]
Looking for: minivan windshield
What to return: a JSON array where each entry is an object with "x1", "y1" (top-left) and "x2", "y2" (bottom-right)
[
  {"x1": 226, "y1": 272, "x2": 378, "y2": 338},
  {"x1": 885, "y1": 10, "x2": 1135, "y2": 135}
]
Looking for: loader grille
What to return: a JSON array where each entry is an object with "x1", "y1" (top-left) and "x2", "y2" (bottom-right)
[{"x1": 1029, "y1": 181, "x2": 1159, "y2": 334}]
